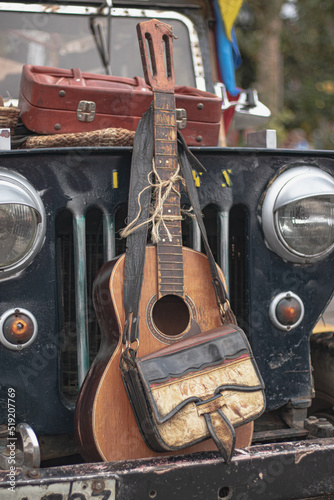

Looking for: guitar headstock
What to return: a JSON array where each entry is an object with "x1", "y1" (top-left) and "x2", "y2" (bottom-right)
[{"x1": 137, "y1": 19, "x2": 175, "y2": 93}]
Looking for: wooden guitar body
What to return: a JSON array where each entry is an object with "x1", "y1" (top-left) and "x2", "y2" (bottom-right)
[{"x1": 75, "y1": 245, "x2": 253, "y2": 462}]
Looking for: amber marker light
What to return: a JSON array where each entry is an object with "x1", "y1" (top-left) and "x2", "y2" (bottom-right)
[
  {"x1": 269, "y1": 292, "x2": 305, "y2": 331},
  {"x1": 11, "y1": 317, "x2": 29, "y2": 335},
  {"x1": 0, "y1": 308, "x2": 38, "y2": 350}
]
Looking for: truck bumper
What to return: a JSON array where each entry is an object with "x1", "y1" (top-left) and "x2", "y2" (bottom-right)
[{"x1": 0, "y1": 438, "x2": 333, "y2": 500}]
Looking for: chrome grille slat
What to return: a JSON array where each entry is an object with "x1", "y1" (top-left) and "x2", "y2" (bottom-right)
[
  {"x1": 57, "y1": 207, "x2": 111, "y2": 401},
  {"x1": 72, "y1": 214, "x2": 89, "y2": 388},
  {"x1": 218, "y1": 210, "x2": 230, "y2": 295},
  {"x1": 103, "y1": 213, "x2": 116, "y2": 261},
  {"x1": 191, "y1": 219, "x2": 201, "y2": 252}
]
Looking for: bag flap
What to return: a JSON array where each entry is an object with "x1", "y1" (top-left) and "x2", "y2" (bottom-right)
[{"x1": 136, "y1": 325, "x2": 265, "y2": 424}]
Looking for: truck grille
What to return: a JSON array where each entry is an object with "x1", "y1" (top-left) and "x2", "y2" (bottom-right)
[
  {"x1": 56, "y1": 203, "x2": 247, "y2": 404},
  {"x1": 56, "y1": 205, "x2": 127, "y2": 404}
]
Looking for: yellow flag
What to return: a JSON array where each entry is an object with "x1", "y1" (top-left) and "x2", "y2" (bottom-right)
[{"x1": 217, "y1": 0, "x2": 244, "y2": 40}]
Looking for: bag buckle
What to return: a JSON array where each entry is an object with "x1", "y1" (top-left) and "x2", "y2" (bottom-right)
[{"x1": 219, "y1": 300, "x2": 230, "y2": 318}]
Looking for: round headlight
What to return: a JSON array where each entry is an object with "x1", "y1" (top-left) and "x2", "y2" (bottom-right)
[
  {"x1": 0, "y1": 169, "x2": 46, "y2": 279},
  {"x1": 261, "y1": 166, "x2": 334, "y2": 263}
]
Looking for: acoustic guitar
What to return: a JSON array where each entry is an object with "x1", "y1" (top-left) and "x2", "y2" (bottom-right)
[{"x1": 75, "y1": 19, "x2": 253, "y2": 462}]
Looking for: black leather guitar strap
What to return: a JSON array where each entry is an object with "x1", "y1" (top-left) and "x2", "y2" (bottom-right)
[{"x1": 122, "y1": 106, "x2": 153, "y2": 348}]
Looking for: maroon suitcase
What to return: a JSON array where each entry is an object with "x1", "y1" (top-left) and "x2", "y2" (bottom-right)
[{"x1": 18, "y1": 65, "x2": 222, "y2": 146}]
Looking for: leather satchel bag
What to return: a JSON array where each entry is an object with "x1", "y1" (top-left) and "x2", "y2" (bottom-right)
[{"x1": 121, "y1": 324, "x2": 265, "y2": 462}]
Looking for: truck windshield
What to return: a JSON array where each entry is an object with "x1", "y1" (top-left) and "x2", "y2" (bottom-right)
[{"x1": 0, "y1": 6, "x2": 197, "y2": 100}]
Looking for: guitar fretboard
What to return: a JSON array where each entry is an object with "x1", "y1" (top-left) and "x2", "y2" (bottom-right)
[{"x1": 154, "y1": 92, "x2": 184, "y2": 299}]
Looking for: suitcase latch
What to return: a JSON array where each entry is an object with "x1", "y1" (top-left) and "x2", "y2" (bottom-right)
[
  {"x1": 77, "y1": 101, "x2": 96, "y2": 122},
  {"x1": 176, "y1": 108, "x2": 187, "y2": 129}
]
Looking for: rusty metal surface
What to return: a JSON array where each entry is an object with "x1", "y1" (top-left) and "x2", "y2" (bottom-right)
[
  {"x1": 0, "y1": 438, "x2": 333, "y2": 499},
  {"x1": 305, "y1": 416, "x2": 334, "y2": 438}
]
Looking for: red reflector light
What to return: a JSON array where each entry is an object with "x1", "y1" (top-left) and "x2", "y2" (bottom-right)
[
  {"x1": 269, "y1": 292, "x2": 305, "y2": 331},
  {"x1": 0, "y1": 308, "x2": 38, "y2": 350},
  {"x1": 3, "y1": 313, "x2": 34, "y2": 344},
  {"x1": 276, "y1": 297, "x2": 302, "y2": 326}
]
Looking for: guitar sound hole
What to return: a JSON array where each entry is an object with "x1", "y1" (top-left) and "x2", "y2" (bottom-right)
[{"x1": 152, "y1": 294, "x2": 190, "y2": 336}]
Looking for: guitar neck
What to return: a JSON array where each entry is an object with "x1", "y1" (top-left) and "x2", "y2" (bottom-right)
[{"x1": 154, "y1": 92, "x2": 184, "y2": 299}]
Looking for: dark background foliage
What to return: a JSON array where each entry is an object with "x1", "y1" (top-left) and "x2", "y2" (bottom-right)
[{"x1": 235, "y1": 0, "x2": 334, "y2": 148}]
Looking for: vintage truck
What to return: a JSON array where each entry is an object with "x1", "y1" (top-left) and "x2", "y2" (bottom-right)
[{"x1": 0, "y1": 0, "x2": 333, "y2": 498}]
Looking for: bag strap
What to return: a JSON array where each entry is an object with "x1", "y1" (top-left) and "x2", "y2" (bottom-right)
[
  {"x1": 204, "y1": 409, "x2": 236, "y2": 463},
  {"x1": 177, "y1": 131, "x2": 236, "y2": 326},
  {"x1": 121, "y1": 107, "x2": 235, "y2": 357}
]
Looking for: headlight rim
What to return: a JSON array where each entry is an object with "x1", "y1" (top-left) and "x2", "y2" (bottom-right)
[
  {"x1": 261, "y1": 165, "x2": 334, "y2": 264},
  {"x1": 0, "y1": 168, "x2": 46, "y2": 280}
]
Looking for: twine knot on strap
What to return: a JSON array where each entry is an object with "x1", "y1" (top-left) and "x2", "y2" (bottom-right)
[{"x1": 120, "y1": 160, "x2": 185, "y2": 243}]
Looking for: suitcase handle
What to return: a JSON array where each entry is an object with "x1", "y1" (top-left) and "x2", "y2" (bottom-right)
[
  {"x1": 71, "y1": 68, "x2": 85, "y2": 86},
  {"x1": 26, "y1": 65, "x2": 151, "y2": 90}
]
